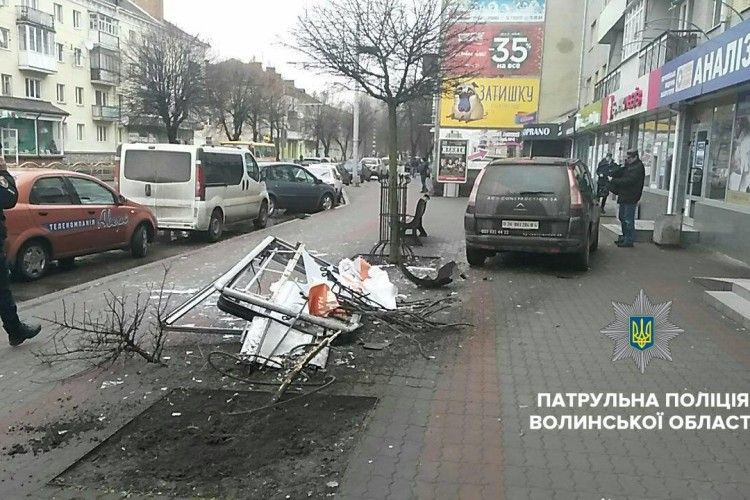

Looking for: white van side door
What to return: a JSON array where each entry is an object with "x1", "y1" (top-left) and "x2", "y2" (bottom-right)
[
  {"x1": 244, "y1": 153, "x2": 263, "y2": 218},
  {"x1": 220, "y1": 153, "x2": 247, "y2": 223}
]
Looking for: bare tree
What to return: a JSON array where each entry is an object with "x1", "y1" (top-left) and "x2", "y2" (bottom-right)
[
  {"x1": 400, "y1": 96, "x2": 433, "y2": 158},
  {"x1": 334, "y1": 107, "x2": 354, "y2": 159},
  {"x1": 294, "y1": 0, "x2": 473, "y2": 262},
  {"x1": 264, "y1": 75, "x2": 288, "y2": 160},
  {"x1": 122, "y1": 23, "x2": 208, "y2": 144},
  {"x1": 34, "y1": 268, "x2": 173, "y2": 367},
  {"x1": 207, "y1": 59, "x2": 259, "y2": 141}
]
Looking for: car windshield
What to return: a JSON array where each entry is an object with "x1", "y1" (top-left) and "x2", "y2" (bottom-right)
[
  {"x1": 479, "y1": 164, "x2": 568, "y2": 196},
  {"x1": 307, "y1": 166, "x2": 332, "y2": 179}
]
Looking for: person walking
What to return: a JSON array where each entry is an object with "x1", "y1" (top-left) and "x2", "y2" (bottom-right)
[
  {"x1": 419, "y1": 157, "x2": 431, "y2": 194},
  {"x1": 0, "y1": 157, "x2": 41, "y2": 346},
  {"x1": 596, "y1": 153, "x2": 616, "y2": 214},
  {"x1": 608, "y1": 149, "x2": 645, "y2": 248}
]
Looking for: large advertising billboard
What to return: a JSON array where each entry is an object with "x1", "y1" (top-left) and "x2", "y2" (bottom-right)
[
  {"x1": 453, "y1": 23, "x2": 544, "y2": 77},
  {"x1": 462, "y1": 0, "x2": 547, "y2": 23},
  {"x1": 440, "y1": 77, "x2": 540, "y2": 129}
]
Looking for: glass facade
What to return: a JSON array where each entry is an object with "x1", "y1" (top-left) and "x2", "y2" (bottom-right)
[{"x1": 0, "y1": 115, "x2": 63, "y2": 157}]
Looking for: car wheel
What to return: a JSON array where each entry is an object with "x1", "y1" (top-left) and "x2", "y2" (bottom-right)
[
  {"x1": 267, "y1": 195, "x2": 277, "y2": 216},
  {"x1": 254, "y1": 200, "x2": 269, "y2": 229},
  {"x1": 319, "y1": 193, "x2": 334, "y2": 211},
  {"x1": 575, "y1": 236, "x2": 591, "y2": 271},
  {"x1": 131, "y1": 223, "x2": 150, "y2": 258},
  {"x1": 206, "y1": 209, "x2": 224, "y2": 242},
  {"x1": 58, "y1": 257, "x2": 75, "y2": 270},
  {"x1": 16, "y1": 240, "x2": 49, "y2": 281},
  {"x1": 466, "y1": 247, "x2": 487, "y2": 267},
  {"x1": 590, "y1": 224, "x2": 600, "y2": 253}
]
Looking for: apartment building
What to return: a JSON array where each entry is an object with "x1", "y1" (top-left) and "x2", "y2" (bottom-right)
[
  {"x1": 0, "y1": 0, "x2": 197, "y2": 164},
  {"x1": 573, "y1": 0, "x2": 750, "y2": 262}
]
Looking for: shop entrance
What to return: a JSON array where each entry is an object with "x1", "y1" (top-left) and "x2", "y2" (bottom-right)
[
  {"x1": 684, "y1": 126, "x2": 710, "y2": 218},
  {"x1": 1, "y1": 128, "x2": 18, "y2": 164}
]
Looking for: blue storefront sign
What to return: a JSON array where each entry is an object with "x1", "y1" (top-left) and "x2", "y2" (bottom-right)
[{"x1": 659, "y1": 19, "x2": 750, "y2": 106}]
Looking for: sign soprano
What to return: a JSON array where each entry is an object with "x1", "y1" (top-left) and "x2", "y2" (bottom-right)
[{"x1": 438, "y1": 139, "x2": 469, "y2": 183}]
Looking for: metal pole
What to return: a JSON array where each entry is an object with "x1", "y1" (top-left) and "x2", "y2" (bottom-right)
[{"x1": 353, "y1": 92, "x2": 361, "y2": 186}]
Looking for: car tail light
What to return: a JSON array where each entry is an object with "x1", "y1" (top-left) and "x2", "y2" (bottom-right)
[
  {"x1": 195, "y1": 161, "x2": 205, "y2": 201},
  {"x1": 466, "y1": 167, "x2": 487, "y2": 214},
  {"x1": 567, "y1": 167, "x2": 583, "y2": 210}
]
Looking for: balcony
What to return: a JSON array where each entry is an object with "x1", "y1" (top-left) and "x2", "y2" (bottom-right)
[
  {"x1": 89, "y1": 30, "x2": 119, "y2": 51},
  {"x1": 16, "y1": 5, "x2": 55, "y2": 31},
  {"x1": 597, "y1": 0, "x2": 626, "y2": 44},
  {"x1": 638, "y1": 30, "x2": 702, "y2": 77},
  {"x1": 594, "y1": 67, "x2": 621, "y2": 101},
  {"x1": 90, "y1": 67, "x2": 119, "y2": 85},
  {"x1": 92, "y1": 105, "x2": 120, "y2": 122},
  {"x1": 18, "y1": 50, "x2": 56, "y2": 74}
]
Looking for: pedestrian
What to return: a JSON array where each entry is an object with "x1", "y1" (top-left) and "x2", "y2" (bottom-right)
[
  {"x1": 419, "y1": 157, "x2": 431, "y2": 194},
  {"x1": 596, "y1": 152, "x2": 616, "y2": 214},
  {"x1": 0, "y1": 157, "x2": 41, "y2": 346},
  {"x1": 608, "y1": 148, "x2": 645, "y2": 248}
]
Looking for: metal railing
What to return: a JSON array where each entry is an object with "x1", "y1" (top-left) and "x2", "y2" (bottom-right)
[
  {"x1": 594, "y1": 67, "x2": 621, "y2": 101},
  {"x1": 16, "y1": 5, "x2": 55, "y2": 30},
  {"x1": 638, "y1": 30, "x2": 701, "y2": 77},
  {"x1": 90, "y1": 67, "x2": 119, "y2": 85},
  {"x1": 90, "y1": 30, "x2": 119, "y2": 51},
  {"x1": 92, "y1": 105, "x2": 120, "y2": 121}
]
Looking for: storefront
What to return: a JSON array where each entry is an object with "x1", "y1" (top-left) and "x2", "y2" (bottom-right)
[
  {"x1": 0, "y1": 97, "x2": 67, "y2": 161},
  {"x1": 624, "y1": 17, "x2": 750, "y2": 262}
]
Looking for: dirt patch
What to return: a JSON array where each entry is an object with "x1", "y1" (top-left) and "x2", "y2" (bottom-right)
[
  {"x1": 55, "y1": 389, "x2": 377, "y2": 499},
  {"x1": 3, "y1": 412, "x2": 107, "y2": 457}
]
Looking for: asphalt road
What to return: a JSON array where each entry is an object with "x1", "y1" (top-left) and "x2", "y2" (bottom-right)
[{"x1": 11, "y1": 214, "x2": 295, "y2": 303}]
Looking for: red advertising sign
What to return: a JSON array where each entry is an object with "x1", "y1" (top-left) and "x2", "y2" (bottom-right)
[{"x1": 451, "y1": 23, "x2": 544, "y2": 77}]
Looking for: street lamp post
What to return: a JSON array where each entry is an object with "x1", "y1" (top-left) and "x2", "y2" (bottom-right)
[{"x1": 352, "y1": 93, "x2": 361, "y2": 186}]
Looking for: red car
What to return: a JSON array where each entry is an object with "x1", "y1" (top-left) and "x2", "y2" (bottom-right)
[{"x1": 5, "y1": 169, "x2": 158, "y2": 281}]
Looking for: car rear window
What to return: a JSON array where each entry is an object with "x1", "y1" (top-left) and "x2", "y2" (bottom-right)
[
  {"x1": 479, "y1": 164, "x2": 568, "y2": 195},
  {"x1": 124, "y1": 150, "x2": 192, "y2": 183}
]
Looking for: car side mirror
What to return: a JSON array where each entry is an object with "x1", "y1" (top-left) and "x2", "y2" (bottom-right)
[
  {"x1": 117, "y1": 194, "x2": 127, "y2": 205},
  {"x1": 314, "y1": 178, "x2": 322, "y2": 185}
]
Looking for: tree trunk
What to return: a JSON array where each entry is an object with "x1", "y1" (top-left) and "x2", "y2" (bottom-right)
[
  {"x1": 167, "y1": 125, "x2": 179, "y2": 144},
  {"x1": 387, "y1": 100, "x2": 400, "y2": 264},
  {"x1": 315, "y1": 139, "x2": 320, "y2": 157}
]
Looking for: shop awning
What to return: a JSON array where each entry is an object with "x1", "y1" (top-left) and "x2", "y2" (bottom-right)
[{"x1": 0, "y1": 96, "x2": 69, "y2": 117}]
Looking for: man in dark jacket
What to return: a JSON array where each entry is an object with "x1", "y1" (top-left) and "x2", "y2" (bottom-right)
[
  {"x1": 419, "y1": 157, "x2": 431, "y2": 193},
  {"x1": 608, "y1": 148, "x2": 646, "y2": 248},
  {"x1": 0, "y1": 157, "x2": 41, "y2": 346},
  {"x1": 596, "y1": 153, "x2": 616, "y2": 214}
]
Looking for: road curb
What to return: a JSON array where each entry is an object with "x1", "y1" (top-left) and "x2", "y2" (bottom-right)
[{"x1": 18, "y1": 204, "x2": 348, "y2": 310}]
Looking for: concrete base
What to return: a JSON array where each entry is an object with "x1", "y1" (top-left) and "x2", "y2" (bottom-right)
[
  {"x1": 603, "y1": 220, "x2": 700, "y2": 244},
  {"x1": 653, "y1": 214, "x2": 683, "y2": 246}
]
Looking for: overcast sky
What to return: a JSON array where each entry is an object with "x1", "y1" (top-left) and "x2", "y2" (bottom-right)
[{"x1": 163, "y1": 0, "x2": 328, "y2": 95}]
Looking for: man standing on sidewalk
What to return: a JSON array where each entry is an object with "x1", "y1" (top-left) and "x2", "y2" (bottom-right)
[
  {"x1": 596, "y1": 152, "x2": 616, "y2": 214},
  {"x1": 419, "y1": 157, "x2": 431, "y2": 193},
  {"x1": 608, "y1": 148, "x2": 645, "y2": 248},
  {"x1": 0, "y1": 157, "x2": 41, "y2": 346}
]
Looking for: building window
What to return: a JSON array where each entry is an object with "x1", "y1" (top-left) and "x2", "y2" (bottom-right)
[
  {"x1": 589, "y1": 20, "x2": 597, "y2": 50},
  {"x1": 95, "y1": 90, "x2": 109, "y2": 106},
  {"x1": 73, "y1": 10, "x2": 81, "y2": 28},
  {"x1": 129, "y1": 29, "x2": 136, "y2": 43},
  {"x1": 54, "y1": 3, "x2": 63, "y2": 23},
  {"x1": 0, "y1": 28, "x2": 9, "y2": 50},
  {"x1": 22, "y1": 0, "x2": 38, "y2": 8},
  {"x1": 90, "y1": 13, "x2": 117, "y2": 35},
  {"x1": 678, "y1": 0, "x2": 694, "y2": 30},
  {"x1": 96, "y1": 125, "x2": 107, "y2": 142},
  {"x1": 25, "y1": 78, "x2": 41, "y2": 99},
  {"x1": 622, "y1": 0, "x2": 645, "y2": 60},
  {"x1": 76, "y1": 124, "x2": 84, "y2": 141},
  {"x1": 56, "y1": 83, "x2": 64, "y2": 103},
  {"x1": 17, "y1": 25, "x2": 54, "y2": 55},
  {"x1": 56, "y1": 42, "x2": 63, "y2": 62},
  {"x1": 74, "y1": 48, "x2": 83, "y2": 66},
  {"x1": 75, "y1": 86, "x2": 83, "y2": 105},
  {"x1": 712, "y1": 0, "x2": 724, "y2": 26},
  {"x1": 1, "y1": 74, "x2": 11, "y2": 96}
]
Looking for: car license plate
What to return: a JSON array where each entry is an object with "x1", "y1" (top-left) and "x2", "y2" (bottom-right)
[{"x1": 502, "y1": 220, "x2": 539, "y2": 230}]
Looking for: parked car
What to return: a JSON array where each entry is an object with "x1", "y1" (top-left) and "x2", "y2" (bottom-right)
[
  {"x1": 464, "y1": 157, "x2": 600, "y2": 270},
  {"x1": 300, "y1": 157, "x2": 332, "y2": 166},
  {"x1": 343, "y1": 159, "x2": 371, "y2": 182},
  {"x1": 260, "y1": 163, "x2": 338, "y2": 214},
  {"x1": 118, "y1": 144, "x2": 269, "y2": 243},
  {"x1": 306, "y1": 163, "x2": 344, "y2": 203},
  {"x1": 5, "y1": 169, "x2": 158, "y2": 281},
  {"x1": 336, "y1": 162, "x2": 352, "y2": 185},
  {"x1": 361, "y1": 157, "x2": 382, "y2": 180}
]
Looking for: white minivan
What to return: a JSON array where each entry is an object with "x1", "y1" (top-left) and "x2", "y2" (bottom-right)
[{"x1": 118, "y1": 144, "x2": 270, "y2": 242}]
